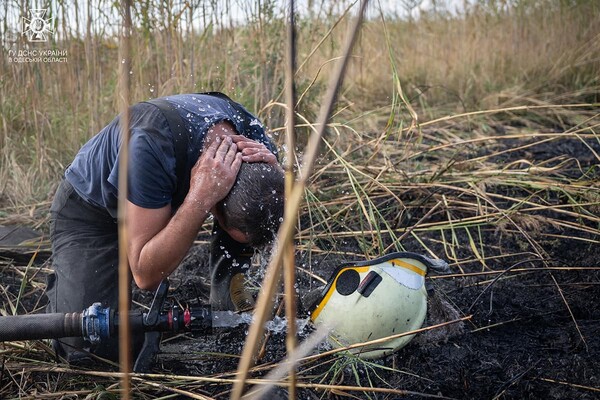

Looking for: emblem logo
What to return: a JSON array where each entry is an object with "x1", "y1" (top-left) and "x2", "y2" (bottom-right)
[{"x1": 21, "y1": 9, "x2": 54, "y2": 42}]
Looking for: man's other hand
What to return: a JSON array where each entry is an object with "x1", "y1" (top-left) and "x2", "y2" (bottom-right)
[{"x1": 231, "y1": 135, "x2": 279, "y2": 166}]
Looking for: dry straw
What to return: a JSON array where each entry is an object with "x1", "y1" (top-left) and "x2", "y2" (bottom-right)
[{"x1": 283, "y1": 0, "x2": 299, "y2": 397}]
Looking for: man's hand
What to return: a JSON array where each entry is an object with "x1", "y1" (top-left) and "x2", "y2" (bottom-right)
[
  {"x1": 188, "y1": 135, "x2": 242, "y2": 208},
  {"x1": 127, "y1": 136, "x2": 242, "y2": 291},
  {"x1": 231, "y1": 135, "x2": 279, "y2": 166}
]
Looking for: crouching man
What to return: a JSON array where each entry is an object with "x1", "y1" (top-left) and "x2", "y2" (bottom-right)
[{"x1": 46, "y1": 92, "x2": 284, "y2": 362}]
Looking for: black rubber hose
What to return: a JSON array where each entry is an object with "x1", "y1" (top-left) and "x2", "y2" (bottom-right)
[{"x1": 0, "y1": 313, "x2": 82, "y2": 341}]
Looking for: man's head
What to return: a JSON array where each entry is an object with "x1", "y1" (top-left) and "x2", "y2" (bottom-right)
[{"x1": 215, "y1": 162, "x2": 285, "y2": 247}]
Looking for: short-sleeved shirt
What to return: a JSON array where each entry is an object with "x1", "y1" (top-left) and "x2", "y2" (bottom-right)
[{"x1": 65, "y1": 93, "x2": 276, "y2": 218}]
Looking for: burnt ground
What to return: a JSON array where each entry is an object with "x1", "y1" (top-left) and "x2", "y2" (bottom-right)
[
  {"x1": 146, "y1": 232, "x2": 599, "y2": 400},
  {"x1": 0, "y1": 123, "x2": 599, "y2": 399}
]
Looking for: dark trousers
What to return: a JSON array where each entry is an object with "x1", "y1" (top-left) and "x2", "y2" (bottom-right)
[
  {"x1": 46, "y1": 179, "x2": 124, "y2": 361},
  {"x1": 46, "y1": 179, "x2": 252, "y2": 362}
]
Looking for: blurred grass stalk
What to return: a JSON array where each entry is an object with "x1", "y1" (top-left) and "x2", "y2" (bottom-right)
[
  {"x1": 1, "y1": 0, "x2": 599, "y2": 206},
  {"x1": 117, "y1": 0, "x2": 133, "y2": 396}
]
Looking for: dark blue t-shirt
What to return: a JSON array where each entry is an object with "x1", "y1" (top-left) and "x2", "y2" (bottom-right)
[{"x1": 65, "y1": 93, "x2": 276, "y2": 218}]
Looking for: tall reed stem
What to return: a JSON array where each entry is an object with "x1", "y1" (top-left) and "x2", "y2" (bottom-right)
[
  {"x1": 231, "y1": 2, "x2": 370, "y2": 398},
  {"x1": 117, "y1": 0, "x2": 132, "y2": 397},
  {"x1": 283, "y1": 0, "x2": 298, "y2": 398}
]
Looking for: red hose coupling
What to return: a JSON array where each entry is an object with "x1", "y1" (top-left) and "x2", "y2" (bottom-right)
[{"x1": 184, "y1": 307, "x2": 192, "y2": 328}]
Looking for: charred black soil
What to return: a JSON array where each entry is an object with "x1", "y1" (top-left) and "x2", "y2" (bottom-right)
[{"x1": 146, "y1": 234, "x2": 598, "y2": 399}]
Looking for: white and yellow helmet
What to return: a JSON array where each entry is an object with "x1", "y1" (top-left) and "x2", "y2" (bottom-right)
[{"x1": 308, "y1": 252, "x2": 448, "y2": 359}]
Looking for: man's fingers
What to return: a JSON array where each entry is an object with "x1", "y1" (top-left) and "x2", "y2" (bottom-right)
[
  {"x1": 241, "y1": 147, "x2": 262, "y2": 155},
  {"x1": 231, "y1": 152, "x2": 243, "y2": 174},
  {"x1": 224, "y1": 140, "x2": 238, "y2": 165},
  {"x1": 236, "y1": 141, "x2": 263, "y2": 152},
  {"x1": 242, "y1": 150, "x2": 277, "y2": 165},
  {"x1": 231, "y1": 135, "x2": 268, "y2": 151},
  {"x1": 203, "y1": 136, "x2": 221, "y2": 158},
  {"x1": 209, "y1": 135, "x2": 277, "y2": 167},
  {"x1": 215, "y1": 136, "x2": 234, "y2": 159},
  {"x1": 241, "y1": 147, "x2": 271, "y2": 157},
  {"x1": 230, "y1": 135, "x2": 254, "y2": 144}
]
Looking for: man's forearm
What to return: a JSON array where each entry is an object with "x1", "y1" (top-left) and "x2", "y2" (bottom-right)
[
  {"x1": 128, "y1": 134, "x2": 241, "y2": 291},
  {"x1": 133, "y1": 199, "x2": 210, "y2": 290}
]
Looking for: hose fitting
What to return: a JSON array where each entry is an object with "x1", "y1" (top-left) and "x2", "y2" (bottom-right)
[{"x1": 82, "y1": 302, "x2": 111, "y2": 344}]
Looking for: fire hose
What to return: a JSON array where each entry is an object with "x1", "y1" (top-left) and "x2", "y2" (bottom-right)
[
  {"x1": 0, "y1": 301, "x2": 212, "y2": 342},
  {"x1": 0, "y1": 280, "x2": 213, "y2": 371}
]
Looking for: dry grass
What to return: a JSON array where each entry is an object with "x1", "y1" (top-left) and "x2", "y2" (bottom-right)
[
  {"x1": 0, "y1": 0, "x2": 599, "y2": 398},
  {"x1": 1, "y1": 1, "x2": 599, "y2": 205}
]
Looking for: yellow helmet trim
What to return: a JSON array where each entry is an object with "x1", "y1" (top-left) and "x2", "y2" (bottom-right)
[
  {"x1": 390, "y1": 258, "x2": 426, "y2": 276},
  {"x1": 310, "y1": 266, "x2": 369, "y2": 321}
]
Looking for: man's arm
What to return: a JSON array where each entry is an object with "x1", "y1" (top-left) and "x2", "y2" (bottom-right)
[{"x1": 127, "y1": 135, "x2": 241, "y2": 290}]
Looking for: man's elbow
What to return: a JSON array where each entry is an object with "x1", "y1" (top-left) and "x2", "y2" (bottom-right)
[
  {"x1": 135, "y1": 277, "x2": 160, "y2": 292},
  {"x1": 131, "y1": 265, "x2": 162, "y2": 291}
]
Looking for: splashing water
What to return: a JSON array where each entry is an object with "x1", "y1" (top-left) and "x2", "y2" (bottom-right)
[
  {"x1": 211, "y1": 310, "x2": 311, "y2": 334},
  {"x1": 265, "y1": 315, "x2": 311, "y2": 334}
]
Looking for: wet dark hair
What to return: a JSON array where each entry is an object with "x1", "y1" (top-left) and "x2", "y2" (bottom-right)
[{"x1": 217, "y1": 162, "x2": 285, "y2": 247}]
